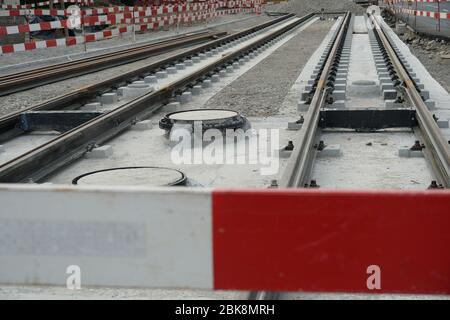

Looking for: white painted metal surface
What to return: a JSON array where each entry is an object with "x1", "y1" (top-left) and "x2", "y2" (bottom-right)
[{"x1": 0, "y1": 184, "x2": 213, "y2": 289}]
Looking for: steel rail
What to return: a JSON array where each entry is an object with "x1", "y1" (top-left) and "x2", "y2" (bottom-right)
[
  {"x1": 248, "y1": 12, "x2": 352, "y2": 302},
  {"x1": 0, "y1": 14, "x2": 296, "y2": 97},
  {"x1": 278, "y1": 12, "x2": 352, "y2": 188},
  {"x1": 0, "y1": 32, "x2": 225, "y2": 96},
  {"x1": 0, "y1": 13, "x2": 299, "y2": 143},
  {"x1": 371, "y1": 14, "x2": 450, "y2": 187},
  {"x1": 0, "y1": 14, "x2": 314, "y2": 183}
]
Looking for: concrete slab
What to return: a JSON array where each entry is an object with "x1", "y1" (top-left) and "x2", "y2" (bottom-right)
[
  {"x1": 131, "y1": 120, "x2": 153, "y2": 131},
  {"x1": 86, "y1": 145, "x2": 113, "y2": 159}
]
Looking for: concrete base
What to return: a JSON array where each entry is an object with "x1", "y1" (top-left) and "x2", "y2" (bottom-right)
[
  {"x1": 437, "y1": 119, "x2": 449, "y2": 129},
  {"x1": 381, "y1": 83, "x2": 395, "y2": 91},
  {"x1": 144, "y1": 76, "x2": 157, "y2": 84},
  {"x1": 425, "y1": 100, "x2": 436, "y2": 109},
  {"x1": 202, "y1": 80, "x2": 212, "y2": 88},
  {"x1": 398, "y1": 147, "x2": 424, "y2": 158},
  {"x1": 301, "y1": 91, "x2": 310, "y2": 101},
  {"x1": 319, "y1": 144, "x2": 341, "y2": 157},
  {"x1": 179, "y1": 92, "x2": 193, "y2": 103},
  {"x1": 86, "y1": 145, "x2": 113, "y2": 159},
  {"x1": 191, "y1": 85, "x2": 202, "y2": 95},
  {"x1": 0, "y1": 145, "x2": 4, "y2": 153},
  {"x1": 287, "y1": 122, "x2": 303, "y2": 131},
  {"x1": 156, "y1": 71, "x2": 168, "y2": 79},
  {"x1": 385, "y1": 100, "x2": 403, "y2": 108},
  {"x1": 278, "y1": 149, "x2": 292, "y2": 159},
  {"x1": 117, "y1": 87, "x2": 126, "y2": 96},
  {"x1": 100, "y1": 92, "x2": 118, "y2": 105},
  {"x1": 83, "y1": 102, "x2": 101, "y2": 111},
  {"x1": 332, "y1": 90, "x2": 346, "y2": 100},
  {"x1": 123, "y1": 84, "x2": 152, "y2": 98},
  {"x1": 419, "y1": 90, "x2": 430, "y2": 101},
  {"x1": 383, "y1": 89, "x2": 397, "y2": 100},
  {"x1": 297, "y1": 101, "x2": 309, "y2": 112},
  {"x1": 162, "y1": 102, "x2": 181, "y2": 113},
  {"x1": 328, "y1": 100, "x2": 346, "y2": 109},
  {"x1": 211, "y1": 75, "x2": 220, "y2": 83},
  {"x1": 131, "y1": 120, "x2": 153, "y2": 131},
  {"x1": 175, "y1": 63, "x2": 185, "y2": 70},
  {"x1": 166, "y1": 67, "x2": 177, "y2": 74}
]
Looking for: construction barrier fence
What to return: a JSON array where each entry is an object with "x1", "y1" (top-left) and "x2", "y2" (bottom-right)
[
  {"x1": 379, "y1": 0, "x2": 450, "y2": 37},
  {"x1": 0, "y1": 0, "x2": 263, "y2": 54}
]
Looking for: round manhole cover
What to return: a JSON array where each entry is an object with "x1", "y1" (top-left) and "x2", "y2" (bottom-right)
[
  {"x1": 159, "y1": 109, "x2": 249, "y2": 132},
  {"x1": 72, "y1": 166, "x2": 186, "y2": 186}
]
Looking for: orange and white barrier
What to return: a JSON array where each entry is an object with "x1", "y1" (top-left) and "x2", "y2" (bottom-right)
[{"x1": 0, "y1": 184, "x2": 449, "y2": 294}]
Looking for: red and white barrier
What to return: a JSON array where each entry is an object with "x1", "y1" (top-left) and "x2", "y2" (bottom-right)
[
  {"x1": 386, "y1": 0, "x2": 449, "y2": 3},
  {"x1": 381, "y1": 0, "x2": 450, "y2": 19},
  {"x1": 0, "y1": 1, "x2": 261, "y2": 17},
  {"x1": 0, "y1": 1, "x2": 262, "y2": 54},
  {"x1": 0, "y1": 0, "x2": 94, "y2": 10},
  {"x1": 0, "y1": 184, "x2": 449, "y2": 294},
  {"x1": 0, "y1": 7, "x2": 259, "y2": 54},
  {"x1": 388, "y1": 7, "x2": 450, "y2": 19}
]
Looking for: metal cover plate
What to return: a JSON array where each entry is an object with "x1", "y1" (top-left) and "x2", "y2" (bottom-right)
[{"x1": 72, "y1": 167, "x2": 186, "y2": 186}]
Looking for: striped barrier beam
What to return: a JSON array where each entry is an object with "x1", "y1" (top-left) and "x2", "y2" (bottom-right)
[{"x1": 0, "y1": 184, "x2": 449, "y2": 294}]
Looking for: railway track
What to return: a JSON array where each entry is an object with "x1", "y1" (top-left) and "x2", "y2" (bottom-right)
[
  {"x1": 0, "y1": 14, "x2": 296, "y2": 143},
  {"x1": 0, "y1": 10, "x2": 448, "y2": 299},
  {"x1": 249, "y1": 11, "x2": 450, "y2": 300},
  {"x1": 0, "y1": 32, "x2": 226, "y2": 97},
  {"x1": 0, "y1": 13, "x2": 315, "y2": 183},
  {"x1": 279, "y1": 12, "x2": 449, "y2": 190}
]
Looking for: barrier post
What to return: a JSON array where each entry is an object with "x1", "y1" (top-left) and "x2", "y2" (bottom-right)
[
  {"x1": 82, "y1": 9, "x2": 86, "y2": 52},
  {"x1": 61, "y1": 0, "x2": 69, "y2": 40},
  {"x1": 132, "y1": 6, "x2": 136, "y2": 43},
  {"x1": 437, "y1": 0, "x2": 441, "y2": 32},
  {"x1": 414, "y1": 0, "x2": 417, "y2": 29}
]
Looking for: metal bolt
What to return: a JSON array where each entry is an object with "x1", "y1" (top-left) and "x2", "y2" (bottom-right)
[
  {"x1": 284, "y1": 141, "x2": 294, "y2": 151},
  {"x1": 428, "y1": 180, "x2": 443, "y2": 189},
  {"x1": 317, "y1": 140, "x2": 326, "y2": 151},
  {"x1": 296, "y1": 116, "x2": 305, "y2": 124},
  {"x1": 410, "y1": 140, "x2": 423, "y2": 151},
  {"x1": 309, "y1": 180, "x2": 320, "y2": 188}
]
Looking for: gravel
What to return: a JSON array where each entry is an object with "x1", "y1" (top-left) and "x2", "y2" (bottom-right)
[
  {"x1": 0, "y1": 13, "x2": 271, "y2": 71},
  {"x1": 0, "y1": 14, "x2": 277, "y2": 117},
  {"x1": 265, "y1": 0, "x2": 365, "y2": 15},
  {"x1": 400, "y1": 34, "x2": 450, "y2": 93},
  {"x1": 0, "y1": 46, "x2": 194, "y2": 117},
  {"x1": 204, "y1": 20, "x2": 334, "y2": 117}
]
